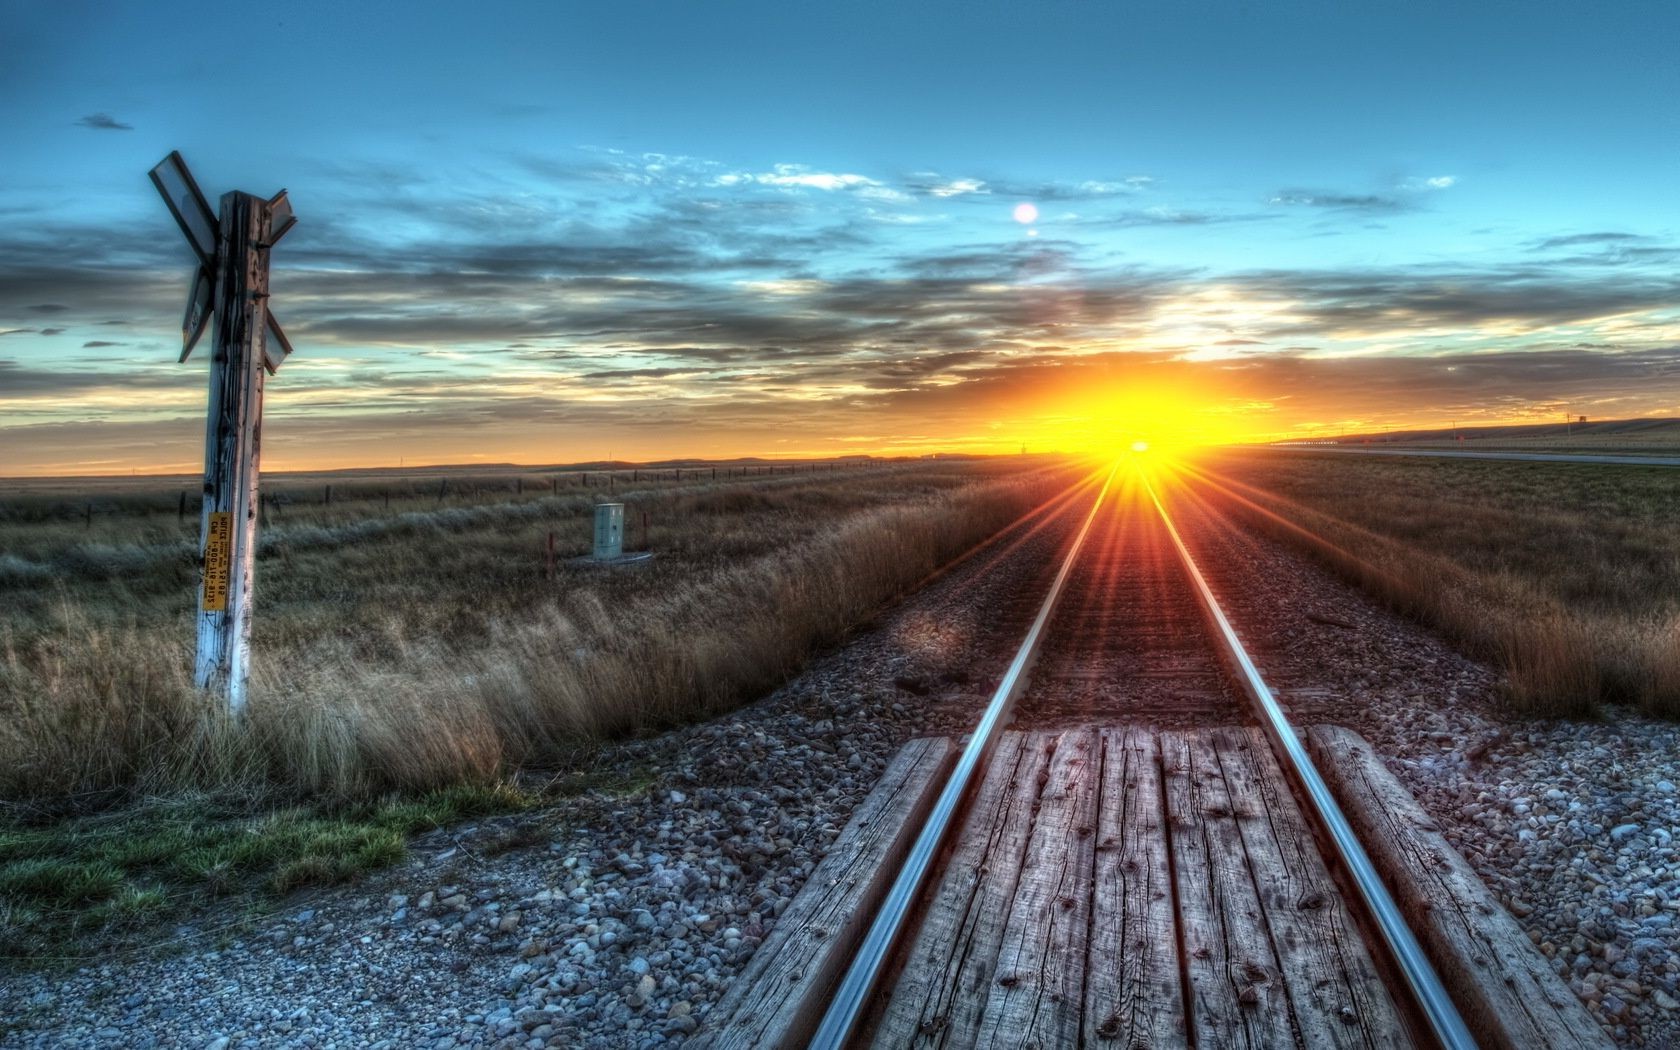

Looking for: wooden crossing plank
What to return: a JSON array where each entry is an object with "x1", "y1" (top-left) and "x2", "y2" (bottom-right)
[
  {"x1": 975, "y1": 728, "x2": 1100, "y2": 1048},
  {"x1": 1210, "y1": 727, "x2": 1412, "y2": 1048},
  {"x1": 1083, "y1": 727, "x2": 1188, "y2": 1048},
  {"x1": 1308, "y1": 725, "x2": 1614, "y2": 1050},
  {"x1": 1161, "y1": 730, "x2": 1296, "y2": 1049},
  {"x1": 696, "y1": 735, "x2": 955, "y2": 1049},
  {"x1": 874, "y1": 732, "x2": 1050, "y2": 1048}
]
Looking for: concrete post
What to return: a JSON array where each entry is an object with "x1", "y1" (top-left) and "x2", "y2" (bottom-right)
[{"x1": 593, "y1": 503, "x2": 624, "y2": 560}]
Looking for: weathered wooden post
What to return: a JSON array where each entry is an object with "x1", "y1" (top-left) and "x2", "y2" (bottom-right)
[{"x1": 150, "y1": 151, "x2": 298, "y2": 713}]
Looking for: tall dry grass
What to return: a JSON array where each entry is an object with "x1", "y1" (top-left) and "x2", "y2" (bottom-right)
[
  {"x1": 0, "y1": 461, "x2": 1072, "y2": 801},
  {"x1": 1193, "y1": 451, "x2": 1680, "y2": 719}
]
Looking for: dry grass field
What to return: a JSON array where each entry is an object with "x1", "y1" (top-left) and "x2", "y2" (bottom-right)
[
  {"x1": 1195, "y1": 449, "x2": 1680, "y2": 719},
  {"x1": 0, "y1": 456, "x2": 1079, "y2": 952},
  {"x1": 1, "y1": 457, "x2": 1074, "y2": 802},
  {"x1": 1304, "y1": 416, "x2": 1680, "y2": 454}
]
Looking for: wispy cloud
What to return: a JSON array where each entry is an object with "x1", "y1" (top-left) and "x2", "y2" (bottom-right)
[
  {"x1": 913, "y1": 174, "x2": 1154, "y2": 203},
  {"x1": 715, "y1": 164, "x2": 883, "y2": 192},
  {"x1": 74, "y1": 112, "x2": 132, "y2": 131},
  {"x1": 1267, "y1": 190, "x2": 1414, "y2": 214},
  {"x1": 1270, "y1": 175, "x2": 1455, "y2": 214},
  {"x1": 1526, "y1": 231, "x2": 1678, "y2": 268},
  {"x1": 1533, "y1": 231, "x2": 1648, "y2": 250},
  {"x1": 927, "y1": 177, "x2": 986, "y2": 198}
]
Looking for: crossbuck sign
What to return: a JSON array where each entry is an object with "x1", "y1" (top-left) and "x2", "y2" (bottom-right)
[{"x1": 150, "y1": 151, "x2": 298, "y2": 711}]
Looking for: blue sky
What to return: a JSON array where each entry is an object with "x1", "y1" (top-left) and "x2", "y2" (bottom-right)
[{"x1": 3, "y1": 0, "x2": 1678, "y2": 472}]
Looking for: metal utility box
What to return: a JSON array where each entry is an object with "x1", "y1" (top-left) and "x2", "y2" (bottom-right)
[{"x1": 593, "y1": 503, "x2": 625, "y2": 560}]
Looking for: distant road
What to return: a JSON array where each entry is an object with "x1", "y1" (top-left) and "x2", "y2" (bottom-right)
[{"x1": 1264, "y1": 447, "x2": 1680, "y2": 467}]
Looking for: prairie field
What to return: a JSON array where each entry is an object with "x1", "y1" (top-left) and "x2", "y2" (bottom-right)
[
  {"x1": 1197, "y1": 449, "x2": 1680, "y2": 718},
  {"x1": 0, "y1": 457, "x2": 1074, "y2": 803},
  {"x1": 1320, "y1": 416, "x2": 1680, "y2": 455}
]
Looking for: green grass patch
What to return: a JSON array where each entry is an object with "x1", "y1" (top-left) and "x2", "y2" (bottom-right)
[{"x1": 0, "y1": 781, "x2": 532, "y2": 958}]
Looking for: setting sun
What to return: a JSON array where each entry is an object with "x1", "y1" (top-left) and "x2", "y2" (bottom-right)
[{"x1": 1005, "y1": 374, "x2": 1262, "y2": 458}]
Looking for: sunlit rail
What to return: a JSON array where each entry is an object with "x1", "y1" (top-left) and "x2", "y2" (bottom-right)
[
  {"x1": 809, "y1": 455, "x2": 1479, "y2": 1049},
  {"x1": 809, "y1": 462, "x2": 1119, "y2": 1050},
  {"x1": 1142, "y1": 468, "x2": 1476, "y2": 1050}
]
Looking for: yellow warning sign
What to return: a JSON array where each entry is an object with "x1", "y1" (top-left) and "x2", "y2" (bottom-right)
[{"x1": 202, "y1": 511, "x2": 232, "y2": 612}]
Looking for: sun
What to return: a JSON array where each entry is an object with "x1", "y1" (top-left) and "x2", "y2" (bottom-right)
[{"x1": 1014, "y1": 383, "x2": 1255, "y2": 459}]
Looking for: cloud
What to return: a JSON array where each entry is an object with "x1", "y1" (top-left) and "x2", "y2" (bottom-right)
[
  {"x1": 81, "y1": 340, "x2": 123, "y2": 348},
  {"x1": 1519, "y1": 231, "x2": 1678, "y2": 269},
  {"x1": 0, "y1": 359, "x2": 186, "y2": 396},
  {"x1": 910, "y1": 174, "x2": 1154, "y2": 203},
  {"x1": 1236, "y1": 266, "x2": 1680, "y2": 335},
  {"x1": 716, "y1": 165, "x2": 883, "y2": 192},
  {"x1": 1533, "y1": 231, "x2": 1647, "y2": 251},
  {"x1": 1270, "y1": 175, "x2": 1456, "y2": 215},
  {"x1": 1077, "y1": 206, "x2": 1266, "y2": 229},
  {"x1": 5, "y1": 143, "x2": 1680, "y2": 471},
  {"x1": 927, "y1": 178, "x2": 986, "y2": 198},
  {"x1": 1268, "y1": 190, "x2": 1414, "y2": 214},
  {"x1": 75, "y1": 112, "x2": 132, "y2": 131},
  {"x1": 1079, "y1": 177, "x2": 1153, "y2": 194}
]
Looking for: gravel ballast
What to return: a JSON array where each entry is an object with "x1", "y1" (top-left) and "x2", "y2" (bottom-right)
[{"x1": 0, "y1": 504, "x2": 1070, "y2": 1050}]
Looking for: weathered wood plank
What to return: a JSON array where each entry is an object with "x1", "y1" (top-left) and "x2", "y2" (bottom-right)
[
  {"x1": 1083, "y1": 728, "x2": 1187, "y2": 1048},
  {"x1": 1161, "y1": 730, "x2": 1295, "y2": 1049},
  {"x1": 1212, "y1": 727, "x2": 1412, "y2": 1047},
  {"x1": 1307, "y1": 725, "x2": 1614, "y2": 1050},
  {"x1": 874, "y1": 732, "x2": 1050, "y2": 1048},
  {"x1": 975, "y1": 728, "x2": 1100, "y2": 1048},
  {"x1": 696, "y1": 735, "x2": 956, "y2": 1049}
]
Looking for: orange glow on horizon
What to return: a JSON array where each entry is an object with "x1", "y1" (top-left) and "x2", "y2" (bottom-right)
[{"x1": 1014, "y1": 379, "x2": 1264, "y2": 458}]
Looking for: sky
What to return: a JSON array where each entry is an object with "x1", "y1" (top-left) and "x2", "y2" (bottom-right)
[{"x1": 2, "y1": 0, "x2": 1679, "y2": 475}]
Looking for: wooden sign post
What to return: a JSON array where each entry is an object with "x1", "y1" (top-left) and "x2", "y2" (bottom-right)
[{"x1": 149, "y1": 151, "x2": 298, "y2": 712}]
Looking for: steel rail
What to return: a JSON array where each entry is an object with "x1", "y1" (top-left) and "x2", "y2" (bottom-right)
[
  {"x1": 1142, "y1": 471, "x2": 1478, "y2": 1050},
  {"x1": 808, "y1": 464, "x2": 1120, "y2": 1050}
]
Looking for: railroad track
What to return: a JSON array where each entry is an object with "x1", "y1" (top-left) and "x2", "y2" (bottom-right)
[
  {"x1": 700, "y1": 457, "x2": 1607, "y2": 1050},
  {"x1": 810, "y1": 459, "x2": 1475, "y2": 1049}
]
